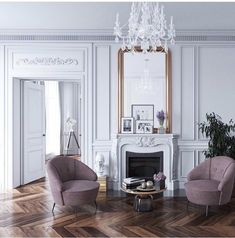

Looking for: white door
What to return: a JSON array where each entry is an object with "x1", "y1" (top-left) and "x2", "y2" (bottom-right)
[{"x1": 23, "y1": 81, "x2": 46, "y2": 184}]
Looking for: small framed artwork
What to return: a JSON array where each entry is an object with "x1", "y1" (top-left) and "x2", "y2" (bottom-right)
[
  {"x1": 132, "y1": 104, "x2": 154, "y2": 121},
  {"x1": 144, "y1": 125, "x2": 153, "y2": 134},
  {"x1": 136, "y1": 120, "x2": 154, "y2": 134},
  {"x1": 121, "y1": 117, "x2": 134, "y2": 134}
]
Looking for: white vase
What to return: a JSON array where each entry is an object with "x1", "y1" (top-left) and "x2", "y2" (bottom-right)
[{"x1": 158, "y1": 120, "x2": 165, "y2": 134}]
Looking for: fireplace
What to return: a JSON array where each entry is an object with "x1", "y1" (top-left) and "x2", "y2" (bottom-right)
[
  {"x1": 126, "y1": 151, "x2": 163, "y2": 180},
  {"x1": 115, "y1": 134, "x2": 179, "y2": 191}
]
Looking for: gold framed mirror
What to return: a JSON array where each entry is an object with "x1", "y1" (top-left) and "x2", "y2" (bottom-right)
[{"x1": 118, "y1": 47, "x2": 171, "y2": 133}]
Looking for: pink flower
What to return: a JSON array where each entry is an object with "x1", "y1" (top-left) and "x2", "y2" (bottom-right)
[{"x1": 153, "y1": 172, "x2": 166, "y2": 182}]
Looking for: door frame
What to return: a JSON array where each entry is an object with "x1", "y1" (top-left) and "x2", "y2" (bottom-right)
[
  {"x1": 3, "y1": 43, "x2": 92, "y2": 190},
  {"x1": 13, "y1": 76, "x2": 86, "y2": 187}
]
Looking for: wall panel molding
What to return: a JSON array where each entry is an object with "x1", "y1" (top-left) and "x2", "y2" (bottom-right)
[
  {"x1": 179, "y1": 151, "x2": 195, "y2": 179},
  {"x1": 180, "y1": 46, "x2": 195, "y2": 140},
  {"x1": 197, "y1": 45, "x2": 235, "y2": 140},
  {"x1": 1, "y1": 29, "x2": 235, "y2": 42},
  {"x1": 93, "y1": 44, "x2": 111, "y2": 141}
]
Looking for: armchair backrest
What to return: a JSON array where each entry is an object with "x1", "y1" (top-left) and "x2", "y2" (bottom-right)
[
  {"x1": 48, "y1": 155, "x2": 77, "y2": 182},
  {"x1": 188, "y1": 156, "x2": 235, "y2": 182},
  {"x1": 47, "y1": 155, "x2": 98, "y2": 183},
  {"x1": 210, "y1": 156, "x2": 235, "y2": 182}
]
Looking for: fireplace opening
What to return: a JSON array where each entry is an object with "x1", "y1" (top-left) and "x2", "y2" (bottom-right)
[{"x1": 126, "y1": 151, "x2": 163, "y2": 180}]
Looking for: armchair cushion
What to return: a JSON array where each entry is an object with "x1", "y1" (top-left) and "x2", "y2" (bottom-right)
[
  {"x1": 185, "y1": 180, "x2": 220, "y2": 205},
  {"x1": 62, "y1": 180, "x2": 99, "y2": 206}
]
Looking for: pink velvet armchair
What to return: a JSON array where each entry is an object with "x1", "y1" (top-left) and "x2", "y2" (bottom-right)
[
  {"x1": 46, "y1": 156, "x2": 99, "y2": 213},
  {"x1": 185, "y1": 156, "x2": 235, "y2": 216}
]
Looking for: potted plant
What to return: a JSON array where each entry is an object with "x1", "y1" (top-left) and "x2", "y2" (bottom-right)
[
  {"x1": 199, "y1": 112, "x2": 235, "y2": 159},
  {"x1": 199, "y1": 112, "x2": 235, "y2": 196}
]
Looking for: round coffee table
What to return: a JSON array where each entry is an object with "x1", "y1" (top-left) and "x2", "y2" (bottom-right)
[{"x1": 121, "y1": 187, "x2": 166, "y2": 212}]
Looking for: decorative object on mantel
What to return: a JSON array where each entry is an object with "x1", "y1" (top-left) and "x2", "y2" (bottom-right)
[
  {"x1": 132, "y1": 104, "x2": 154, "y2": 121},
  {"x1": 113, "y1": 2, "x2": 176, "y2": 53},
  {"x1": 132, "y1": 104, "x2": 154, "y2": 134},
  {"x1": 153, "y1": 172, "x2": 166, "y2": 190},
  {"x1": 136, "y1": 120, "x2": 153, "y2": 134},
  {"x1": 156, "y1": 110, "x2": 166, "y2": 134},
  {"x1": 121, "y1": 117, "x2": 134, "y2": 134}
]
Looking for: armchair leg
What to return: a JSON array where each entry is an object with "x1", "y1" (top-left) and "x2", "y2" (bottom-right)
[
  {"x1": 52, "y1": 203, "x2": 56, "y2": 213},
  {"x1": 186, "y1": 200, "x2": 189, "y2": 212},
  {"x1": 94, "y1": 201, "x2": 97, "y2": 214},
  {"x1": 206, "y1": 205, "x2": 209, "y2": 217}
]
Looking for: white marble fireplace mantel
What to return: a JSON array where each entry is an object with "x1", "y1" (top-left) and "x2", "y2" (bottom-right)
[{"x1": 112, "y1": 134, "x2": 179, "y2": 191}]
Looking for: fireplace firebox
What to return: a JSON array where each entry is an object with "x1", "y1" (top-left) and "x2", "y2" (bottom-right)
[{"x1": 126, "y1": 151, "x2": 163, "y2": 180}]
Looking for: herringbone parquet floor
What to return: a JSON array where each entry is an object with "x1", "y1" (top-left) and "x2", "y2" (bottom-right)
[{"x1": 1, "y1": 178, "x2": 235, "y2": 237}]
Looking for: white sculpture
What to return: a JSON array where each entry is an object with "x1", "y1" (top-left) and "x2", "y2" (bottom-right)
[
  {"x1": 65, "y1": 117, "x2": 77, "y2": 132},
  {"x1": 95, "y1": 153, "x2": 105, "y2": 176}
]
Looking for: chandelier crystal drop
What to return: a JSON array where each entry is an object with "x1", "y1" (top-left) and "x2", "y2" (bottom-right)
[{"x1": 114, "y1": 2, "x2": 176, "y2": 53}]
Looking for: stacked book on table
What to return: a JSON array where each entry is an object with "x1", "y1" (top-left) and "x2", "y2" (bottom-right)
[{"x1": 122, "y1": 177, "x2": 145, "y2": 190}]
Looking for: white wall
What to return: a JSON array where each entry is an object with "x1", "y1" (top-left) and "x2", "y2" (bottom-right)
[
  {"x1": 0, "y1": 2, "x2": 235, "y2": 30},
  {"x1": 2, "y1": 37, "x2": 235, "y2": 190},
  {"x1": 1, "y1": 2, "x2": 235, "y2": 189},
  {"x1": 92, "y1": 41, "x2": 235, "y2": 189}
]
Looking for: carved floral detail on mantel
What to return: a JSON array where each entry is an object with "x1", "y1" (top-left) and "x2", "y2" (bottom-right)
[
  {"x1": 136, "y1": 137, "x2": 163, "y2": 147},
  {"x1": 16, "y1": 57, "x2": 79, "y2": 66}
]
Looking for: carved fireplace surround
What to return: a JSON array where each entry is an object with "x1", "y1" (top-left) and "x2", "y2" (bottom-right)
[{"x1": 115, "y1": 134, "x2": 179, "y2": 190}]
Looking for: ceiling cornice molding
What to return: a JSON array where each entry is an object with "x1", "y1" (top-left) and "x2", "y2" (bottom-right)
[{"x1": 0, "y1": 29, "x2": 235, "y2": 42}]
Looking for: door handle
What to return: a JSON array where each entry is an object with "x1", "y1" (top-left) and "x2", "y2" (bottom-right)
[{"x1": 42, "y1": 134, "x2": 46, "y2": 136}]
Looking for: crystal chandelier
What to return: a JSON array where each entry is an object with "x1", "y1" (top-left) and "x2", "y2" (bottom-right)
[{"x1": 114, "y1": 2, "x2": 176, "y2": 53}]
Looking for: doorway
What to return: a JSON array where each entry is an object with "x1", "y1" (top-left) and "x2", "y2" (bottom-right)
[{"x1": 19, "y1": 79, "x2": 82, "y2": 185}]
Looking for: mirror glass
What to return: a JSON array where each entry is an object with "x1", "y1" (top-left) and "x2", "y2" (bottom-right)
[{"x1": 119, "y1": 49, "x2": 170, "y2": 132}]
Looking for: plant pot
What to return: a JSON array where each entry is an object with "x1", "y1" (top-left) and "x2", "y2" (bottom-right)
[{"x1": 154, "y1": 180, "x2": 165, "y2": 190}]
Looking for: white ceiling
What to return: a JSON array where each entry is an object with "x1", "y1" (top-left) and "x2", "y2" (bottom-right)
[{"x1": 0, "y1": 2, "x2": 234, "y2": 31}]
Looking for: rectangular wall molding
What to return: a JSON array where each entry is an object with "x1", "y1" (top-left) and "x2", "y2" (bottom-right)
[
  {"x1": 93, "y1": 45, "x2": 111, "y2": 142},
  {"x1": 180, "y1": 46, "x2": 195, "y2": 140},
  {"x1": 180, "y1": 151, "x2": 195, "y2": 179}
]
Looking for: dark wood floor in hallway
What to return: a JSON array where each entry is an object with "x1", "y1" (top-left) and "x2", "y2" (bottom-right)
[{"x1": 0, "y1": 179, "x2": 235, "y2": 237}]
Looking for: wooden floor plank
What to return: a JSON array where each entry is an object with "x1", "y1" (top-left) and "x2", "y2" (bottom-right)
[{"x1": 1, "y1": 178, "x2": 235, "y2": 237}]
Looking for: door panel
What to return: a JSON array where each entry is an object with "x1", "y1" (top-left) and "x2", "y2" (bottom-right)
[{"x1": 23, "y1": 81, "x2": 45, "y2": 184}]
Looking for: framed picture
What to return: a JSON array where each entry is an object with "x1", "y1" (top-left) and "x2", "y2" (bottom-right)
[
  {"x1": 131, "y1": 104, "x2": 154, "y2": 121},
  {"x1": 121, "y1": 117, "x2": 134, "y2": 134},
  {"x1": 144, "y1": 125, "x2": 153, "y2": 134},
  {"x1": 136, "y1": 120, "x2": 154, "y2": 134}
]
